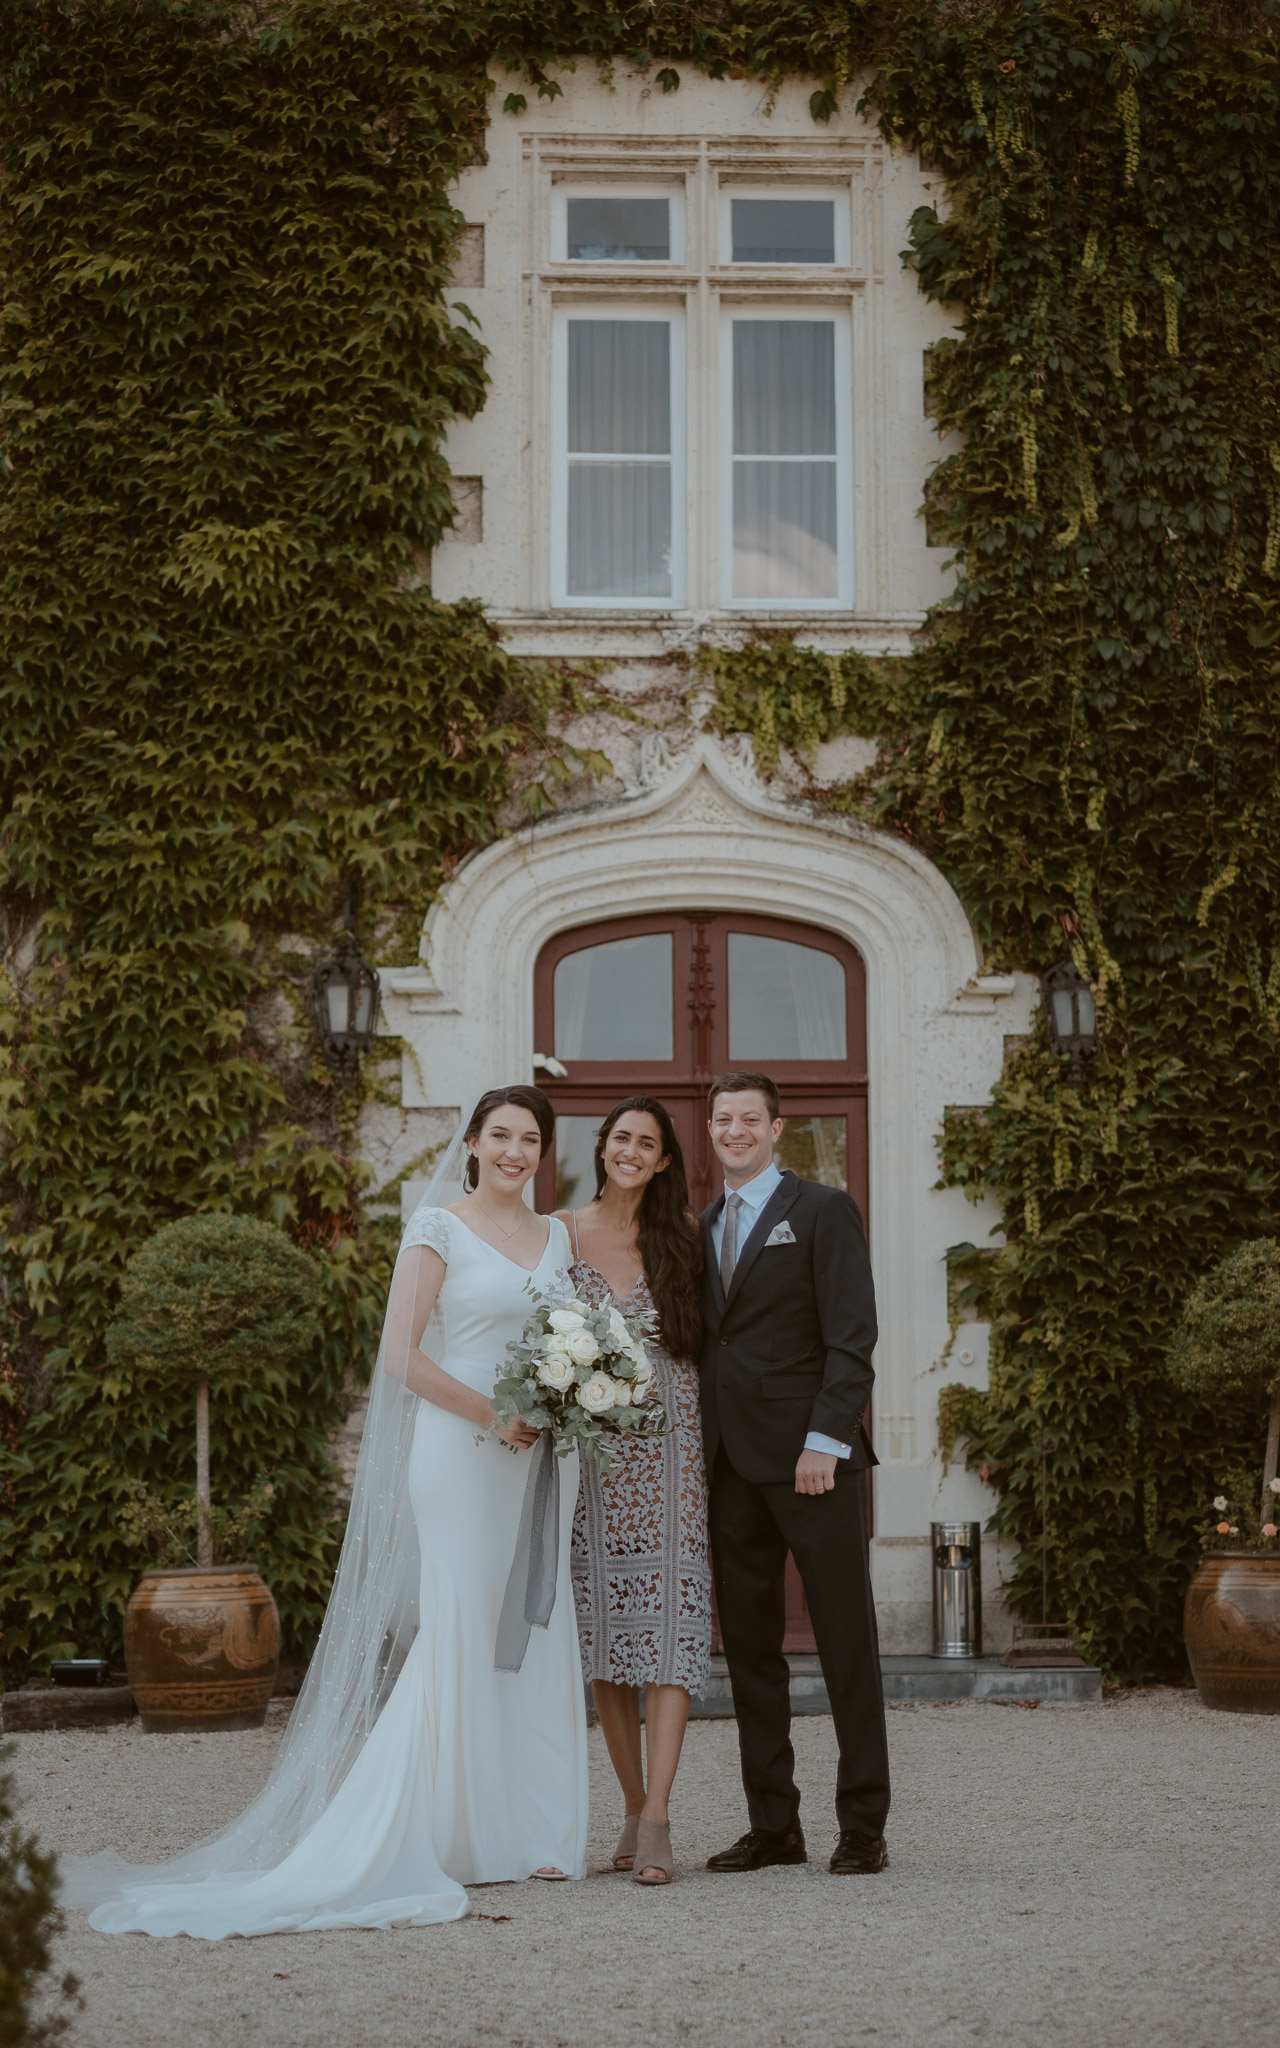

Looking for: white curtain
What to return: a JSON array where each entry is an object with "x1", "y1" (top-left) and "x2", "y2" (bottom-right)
[
  {"x1": 553, "y1": 933, "x2": 673, "y2": 1061},
  {"x1": 728, "y1": 933, "x2": 846, "y2": 1062},
  {"x1": 732, "y1": 321, "x2": 838, "y2": 600},
  {"x1": 567, "y1": 321, "x2": 671, "y2": 598}
]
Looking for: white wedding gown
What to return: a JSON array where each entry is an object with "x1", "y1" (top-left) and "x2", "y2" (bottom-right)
[{"x1": 84, "y1": 1210, "x2": 588, "y2": 1937}]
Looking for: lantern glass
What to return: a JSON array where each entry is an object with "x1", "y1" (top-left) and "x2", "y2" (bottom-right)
[
  {"x1": 1075, "y1": 983, "x2": 1096, "y2": 1035},
  {"x1": 352, "y1": 983, "x2": 374, "y2": 1036},
  {"x1": 326, "y1": 980, "x2": 351, "y2": 1036},
  {"x1": 1052, "y1": 987, "x2": 1075, "y2": 1038}
]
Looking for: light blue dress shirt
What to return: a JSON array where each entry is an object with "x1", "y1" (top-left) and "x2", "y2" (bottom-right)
[{"x1": 712, "y1": 1162, "x2": 852, "y2": 1462}]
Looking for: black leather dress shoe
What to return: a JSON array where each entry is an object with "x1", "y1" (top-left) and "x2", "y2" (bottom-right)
[
  {"x1": 829, "y1": 1829, "x2": 888, "y2": 1874},
  {"x1": 706, "y1": 1825, "x2": 807, "y2": 1872}
]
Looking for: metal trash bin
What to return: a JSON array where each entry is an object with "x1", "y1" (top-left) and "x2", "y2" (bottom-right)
[{"x1": 931, "y1": 1521, "x2": 982, "y2": 1658}]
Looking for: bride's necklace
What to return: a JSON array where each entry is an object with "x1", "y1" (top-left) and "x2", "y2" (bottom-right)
[{"x1": 471, "y1": 1194, "x2": 529, "y2": 1240}]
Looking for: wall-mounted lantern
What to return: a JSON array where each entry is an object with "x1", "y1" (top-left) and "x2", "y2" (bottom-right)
[
  {"x1": 312, "y1": 931, "x2": 380, "y2": 1077},
  {"x1": 1039, "y1": 957, "x2": 1098, "y2": 1086}
]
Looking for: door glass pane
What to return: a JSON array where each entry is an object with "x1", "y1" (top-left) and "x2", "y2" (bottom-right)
[
  {"x1": 567, "y1": 197, "x2": 670, "y2": 262},
  {"x1": 554, "y1": 933, "x2": 674, "y2": 1061},
  {"x1": 728, "y1": 933, "x2": 847, "y2": 1061},
  {"x1": 774, "y1": 1115, "x2": 847, "y2": 1190},
  {"x1": 553, "y1": 1116, "x2": 603, "y2": 1209},
  {"x1": 567, "y1": 321, "x2": 672, "y2": 600},
  {"x1": 732, "y1": 198, "x2": 835, "y2": 264},
  {"x1": 732, "y1": 322, "x2": 838, "y2": 601}
]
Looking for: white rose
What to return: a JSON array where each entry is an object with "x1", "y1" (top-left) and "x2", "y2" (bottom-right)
[
  {"x1": 608, "y1": 1309, "x2": 632, "y2": 1348},
  {"x1": 611, "y1": 1379, "x2": 632, "y2": 1407},
  {"x1": 542, "y1": 1332, "x2": 572, "y2": 1358},
  {"x1": 1213, "y1": 1496, "x2": 1229, "y2": 1512},
  {"x1": 565, "y1": 1328, "x2": 600, "y2": 1367},
  {"x1": 578, "y1": 1374, "x2": 616, "y2": 1415},
  {"x1": 536, "y1": 1353, "x2": 577, "y2": 1392},
  {"x1": 1270, "y1": 1479, "x2": 1280, "y2": 1497},
  {"x1": 549, "y1": 1308, "x2": 587, "y2": 1334},
  {"x1": 632, "y1": 1347, "x2": 653, "y2": 1382}
]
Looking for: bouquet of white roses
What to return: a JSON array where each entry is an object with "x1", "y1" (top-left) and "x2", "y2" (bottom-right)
[{"x1": 492, "y1": 1289, "x2": 664, "y2": 1471}]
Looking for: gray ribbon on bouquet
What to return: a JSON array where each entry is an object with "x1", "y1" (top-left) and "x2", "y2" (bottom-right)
[{"x1": 494, "y1": 1431, "x2": 560, "y2": 1673}]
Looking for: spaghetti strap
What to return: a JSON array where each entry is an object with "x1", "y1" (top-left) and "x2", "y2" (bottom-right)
[{"x1": 571, "y1": 1210, "x2": 581, "y2": 1259}]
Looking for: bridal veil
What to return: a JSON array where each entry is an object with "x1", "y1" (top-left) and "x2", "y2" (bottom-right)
[{"x1": 61, "y1": 1116, "x2": 475, "y2": 1909}]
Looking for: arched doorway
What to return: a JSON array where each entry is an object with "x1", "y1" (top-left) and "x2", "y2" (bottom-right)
[{"x1": 533, "y1": 908, "x2": 869, "y2": 1653}]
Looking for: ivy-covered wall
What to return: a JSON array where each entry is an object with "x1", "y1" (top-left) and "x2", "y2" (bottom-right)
[
  {"x1": 0, "y1": 0, "x2": 583, "y2": 1672},
  {"x1": 2, "y1": 0, "x2": 1278, "y2": 1681}
]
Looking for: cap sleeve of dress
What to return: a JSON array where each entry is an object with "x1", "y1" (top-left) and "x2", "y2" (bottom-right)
[{"x1": 400, "y1": 1205, "x2": 452, "y2": 1261}]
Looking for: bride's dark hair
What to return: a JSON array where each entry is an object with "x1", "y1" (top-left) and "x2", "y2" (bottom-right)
[
  {"x1": 464, "y1": 1085, "x2": 555, "y2": 1190},
  {"x1": 593, "y1": 1096, "x2": 703, "y2": 1361}
]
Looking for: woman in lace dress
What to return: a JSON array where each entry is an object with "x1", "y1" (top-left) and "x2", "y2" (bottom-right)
[{"x1": 556, "y1": 1094, "x2": 710, "y2": 1887}]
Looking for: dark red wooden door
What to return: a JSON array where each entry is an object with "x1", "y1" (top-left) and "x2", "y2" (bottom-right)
[{"x1": 533, "y1": 910, "x2": 869, "y2": 1653}]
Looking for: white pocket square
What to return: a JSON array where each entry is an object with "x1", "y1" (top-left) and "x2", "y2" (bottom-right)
[{"x1": 764, "y1": 1222, "x2": 796, "y2": 1246}]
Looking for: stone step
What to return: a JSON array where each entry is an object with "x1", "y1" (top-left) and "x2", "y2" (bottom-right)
[
  {"x1": 4, "y1": 1649, "x2": 1103, "y2": 1736},
  {"x1": 683, "y1": 1653, "x2": 1102, "y2": 1717}
]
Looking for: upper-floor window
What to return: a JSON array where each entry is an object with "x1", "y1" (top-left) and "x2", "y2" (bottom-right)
[
  {"x1": 558, "y1": 191, "x2": 681, "y2": 263},
  {"x1": 551, "y1": 309, "x2": 686, "y2": 605},
  {"x1": 548, "y1": 180, "x2": 855, "y2": 613},
  {"x1": 727, "y1": 195, "x2": 839, "y2": 264}
]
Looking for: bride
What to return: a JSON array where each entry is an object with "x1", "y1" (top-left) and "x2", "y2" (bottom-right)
[{"x1": 65, "y1": 1084, "x2": 588, "y2": 1936}]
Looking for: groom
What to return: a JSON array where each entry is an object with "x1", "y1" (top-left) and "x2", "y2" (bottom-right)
[{"x1": 699, "y1": 1071, "x2": 889, "y2": 1875}]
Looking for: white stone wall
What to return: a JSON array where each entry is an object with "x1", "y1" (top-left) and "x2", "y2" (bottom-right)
[{"x1": 354, "y1": 69, "x2": 1028, "y2": 1656}]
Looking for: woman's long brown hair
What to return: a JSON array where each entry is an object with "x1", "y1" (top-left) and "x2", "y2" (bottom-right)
[{"x1": 593, "y1": 1096, "x2": 704, "y2": 1361}]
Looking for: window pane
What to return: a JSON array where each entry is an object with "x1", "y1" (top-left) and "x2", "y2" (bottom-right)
[
  {"x1": 733, "y1": 323, "x2": 835, "y2": 455},
  {"x1": 774, "y1": 1116, "x2": 847, "y2": 1191},
  {"x1": 569, "y1": 322, "x2": 670, "y2": 454},
  {"x1": 728, "y1": 933, "x2": 846, "y2": 1060},
  {"x1": 553, "y1": 1116, "x2": 603, "y2": 1209},
  {"x1": 732, "y1": 198, "x2": 835, "y2": 265},
  {"x1": 554, "y1": 934, "x2": 674, "y2": 1060},
  {"x1": 568, "y1": 464, "x2": 671, "y2": 597},
  {"x1": 567, "y1": 197, "x2": 670, "y2": 262},
  {"x1": 733, "y1": 463, "x2": 837, "y2": 600}
]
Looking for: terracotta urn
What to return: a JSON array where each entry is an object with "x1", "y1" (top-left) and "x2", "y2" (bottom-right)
[
  {"x1": 123, "y1": 1564, "x2": 280, "y2": 1732},
  {"x1": 1183, "y1": 1551, "x2": 1280, "y2": 1714}
]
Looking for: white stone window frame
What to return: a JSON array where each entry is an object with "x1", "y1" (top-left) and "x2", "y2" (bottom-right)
[
  {"x1": 533, "y1": 143, "x2": 871, "y2": 619},
  {"x1": 718, "y1": 300, "x2": 854, "y2": 612},
  {"x1": 548, "y1": 299, "x2": 688, "y2": 611}
]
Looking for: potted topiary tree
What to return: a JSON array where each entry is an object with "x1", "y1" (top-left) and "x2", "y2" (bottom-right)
[
  {"x1": 1166, "y1": 1237, "x2": 1280, "y2": 1714},
  {"x1": 106, "y1": 1214, "x2": 324, "y2": 1732}
]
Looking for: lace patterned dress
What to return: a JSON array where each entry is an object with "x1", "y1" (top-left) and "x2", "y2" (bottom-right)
[{"x1": 568, "y1": 1245, "x2": 712, "y2": 1695}]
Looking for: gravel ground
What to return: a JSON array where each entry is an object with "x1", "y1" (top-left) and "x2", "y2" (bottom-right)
[{"x1": 8, "y1": 1691, "x2": 1275, "y2": 2048}]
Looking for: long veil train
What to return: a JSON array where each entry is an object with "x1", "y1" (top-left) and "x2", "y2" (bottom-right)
[{"x1": 61, "y1": 1118, "x2": 475, "y2": 1915}]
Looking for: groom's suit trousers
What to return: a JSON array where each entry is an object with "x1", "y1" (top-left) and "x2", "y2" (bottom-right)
[{"x1": 710, "y1": 1447, "x2": 890, "y2": 1839}]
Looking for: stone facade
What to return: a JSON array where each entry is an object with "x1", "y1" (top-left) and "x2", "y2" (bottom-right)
[{"x1": 360, "y1": 67, "x2": 1027, "y2": 1654}]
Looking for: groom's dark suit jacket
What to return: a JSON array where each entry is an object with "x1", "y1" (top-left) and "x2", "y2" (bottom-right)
[{"x1": 699, "y1": 1170, "x2": 878, "y2": 1487}]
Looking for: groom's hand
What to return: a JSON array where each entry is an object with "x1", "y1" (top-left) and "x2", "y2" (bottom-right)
[{"x1": 794, "y1": 1449, "x2": 838, "y2": 1495}]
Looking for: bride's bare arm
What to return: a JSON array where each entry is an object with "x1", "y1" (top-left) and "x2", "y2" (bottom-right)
[{"x1": 381, "y1": 1245, "x2": 536, "y2": 1446}]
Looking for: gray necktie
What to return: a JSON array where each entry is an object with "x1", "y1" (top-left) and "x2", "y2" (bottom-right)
[{"x1": 720, "y1": 1192, "x2": 744, "y2": 1294}]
